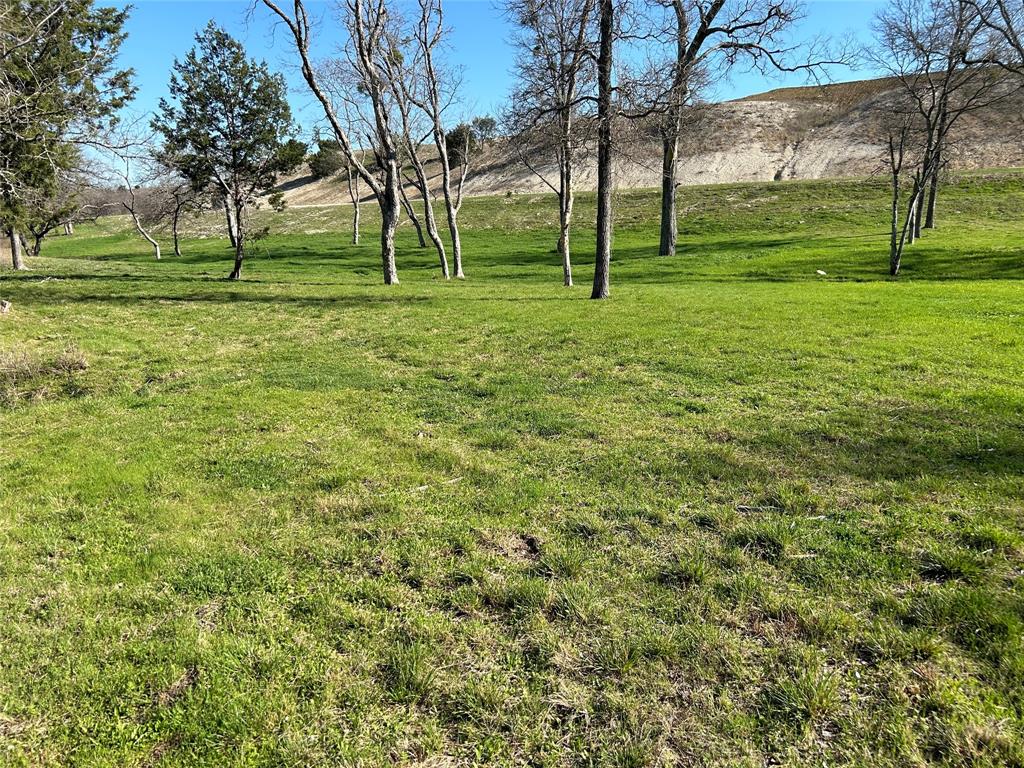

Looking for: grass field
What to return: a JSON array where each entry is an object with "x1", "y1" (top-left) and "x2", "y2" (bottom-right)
[{"x1": 0, "y1": 173, "x2": 1022, "y2": 766}]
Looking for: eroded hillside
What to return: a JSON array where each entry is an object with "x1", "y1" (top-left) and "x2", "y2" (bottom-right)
[{"x1": 273, "y1": 75, "x2": 1024, "y2": 206}]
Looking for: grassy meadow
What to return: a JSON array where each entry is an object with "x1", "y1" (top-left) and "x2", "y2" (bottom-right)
[{"x1": 0, "y1": 173, "x2": 1022, "y2": 766}]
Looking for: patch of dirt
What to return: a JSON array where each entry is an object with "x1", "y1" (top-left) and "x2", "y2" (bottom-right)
[
  {"x1": 195, "y1": 600, "x2": 221, "y2": 632},
  {"x1": 488, "y1": 531, "x2": 543, "y2": 563},
  {"x1": 155, "y1": 666, "x2": 199, "y2": 709},
  {"x1": 141, "y1": 735, "x2": 182, "y2": 768}
]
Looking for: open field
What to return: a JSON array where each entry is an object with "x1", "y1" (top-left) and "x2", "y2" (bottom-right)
[{"x1": 1, "y1": 174, "x2": 1022, "y2": 766}]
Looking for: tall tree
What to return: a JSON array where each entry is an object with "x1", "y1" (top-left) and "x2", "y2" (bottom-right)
[
  {"x1": 380, "y1": 25, "x2": 452, "y2": 278},
  {"x1": 153, "y1": 22, "x2": 300, "y2": 280},
  {"x1": 504, "y1": 0, "x2": 597, "y2": 287},
  {"x1": 261, "y1": 0, "x2": 404, "y2": 285},
  {"x1": 592, "y1": 0, "x2": 614, "y2": 299},
  {"x1": 651, "y1": 0, "x2": 845, "y2": 257},
  {"x1": 410, "y1": 0, "x2": 468, "y2": 279},
  {"x1": 884, "y1": 112, "x2": 924, "y2": 275}
]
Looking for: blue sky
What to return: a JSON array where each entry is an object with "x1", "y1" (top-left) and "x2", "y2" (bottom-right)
[{"x1": 117, "y1": 0, "x2": 886, "y2": 137}]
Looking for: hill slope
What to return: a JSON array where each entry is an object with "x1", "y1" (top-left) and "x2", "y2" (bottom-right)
[{"x1": 276, "y1": 75, "x2": 1024, "y2": 206}]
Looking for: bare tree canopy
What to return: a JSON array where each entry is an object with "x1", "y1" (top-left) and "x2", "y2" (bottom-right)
[
  {"x1": 873, "y1": 0, "x2": 1011, "y2": 273},
  {"x1": 647, "y1": 0, "x2": 851, "y2": 257},
  {"x1": 260, "y1": 0, "x2": 406, "y2": 285},
  {"x1": 503, "y1": 0, "x2": 598, "y2": 287},
  {"x1": 965, "y1": 0, "x2": 1024, "y2": 73}
]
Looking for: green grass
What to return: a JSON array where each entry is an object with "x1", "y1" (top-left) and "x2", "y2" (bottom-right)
[{"x1": 0, "y1": 173, "x2": 1022, "y2": 766}]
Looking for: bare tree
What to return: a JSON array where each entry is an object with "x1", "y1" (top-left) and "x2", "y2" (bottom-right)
[
  {"x1": 381, "y1": 27, "x2": 451, "y2": 278},
  {"x1": 885, "y1": 114, "x2": 925, "y2": 275},
  {"x1": 167, "y1": 183, "x2": 202, "y2": 258},
  {"x1": 112, "y1": 158, "x2": 162, "y2": 260},
  {"x1": 649, "y1": 0, "x2": 848, "y2": 257},
  {"x1": 260, "y1": 0, "x2": 403, "y2": 284},
  {"x1": 504, "y1": 0, "x2": 597, "y2": 286},
  {"x1": 873, "y1": 0, "x2": 1006, "y2": 239},
  {"x1": 409, "y1": 0, "x2": 468, "y2": 279}
]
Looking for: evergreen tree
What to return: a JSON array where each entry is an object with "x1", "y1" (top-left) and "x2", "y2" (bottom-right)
[
  {"x1": 153, "y1": 22, "x2": 302, "y2": 280},
  {"x1": 308, "y1": 138, "x2": 346, "y2": 180},
  {"x1": 1, "y1": 0, "x2": 133, "y2": 269}
]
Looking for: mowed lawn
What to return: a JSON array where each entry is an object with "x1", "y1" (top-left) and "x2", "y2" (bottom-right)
[{"x1": 0, "y1": 174, "x2": 1022, "y2": 767}]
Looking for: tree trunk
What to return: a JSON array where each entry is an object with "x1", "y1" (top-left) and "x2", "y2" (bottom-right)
[
  {"x1": 891, "y1": 187, "x2": 919, "y2": 278},
  {"x1": 913, "y1": 188, "x2": 923, "y2": 238},
  {"x1": 224, "y1": 197, "x2": 238, "y2": 248},
  {"x1": 926, "y1": 112, "x2": 947, "y2": 231},
  {"x1": 172, "y1": 206, "x2": 183, "y2": 258},
  {"x1": 347, "y1": 169, "x2": 361, "y2": 245},
  {"x1": 889, "y1": 173, "x2": 901, "y2": 276},
  {"x1": 557, "y1": 118, "x2": 575, "y2": 287},
  {"x1": 659, "y1": 119, "x2": 680, "y2": 257},
  {"x1": 439, "y1": 161, "x2": 464, "y2": 279},
  {"x1": 558, "y1": 183, "x2": 574, "y2": 287},
  {"x1": 413, "y1": 171, "x2": 450, "y2": 280},
  {"x1": 913, "y1": 198, "x2": 921, "y2": 246},
  {"x1": 380, "y1": 164, "x2": 401, "y2": 285},
  {"x1": 352, "y1": 196, "x2": 361, "y2": 246},
  {"x1": 660, "y1": 2, "x2": 687, "y2": 258},
  {"x1": 228, "y1": 202, "x2": 244, "y2": 279},
  {"x1": 9, "y1": 229, "x2": 26, "y2": 270},
  {"x1": 425, "y1": 57, "x2": 466, "y2": 279},
  {"x1": 896, "y1": 182, "x2": 922, "y2": 275},
  {"x1": 31, "y1": 234, "x2": 43, "y2": 257},
  {"x1": 925, "y1": 159, "x2": 940, "y2": 230},
  {"x1": 591, "y1": 0, "x2": 613, "y2": 300},
  {"x1": 400, "y1": 184, "x2": 427, "y2": 248},
  {"x1": 125, "y1": 204, "x2": 160, "y2": 260}
]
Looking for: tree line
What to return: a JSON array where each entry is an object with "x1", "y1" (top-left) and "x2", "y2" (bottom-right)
[{"x1": 4, "y1": 0, "x2": 1024, "y2": 306}]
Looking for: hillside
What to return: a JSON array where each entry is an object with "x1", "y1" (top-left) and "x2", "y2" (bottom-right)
[{"x1": 275, "y1": 74, "x2": 1024, "y2": 207}]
